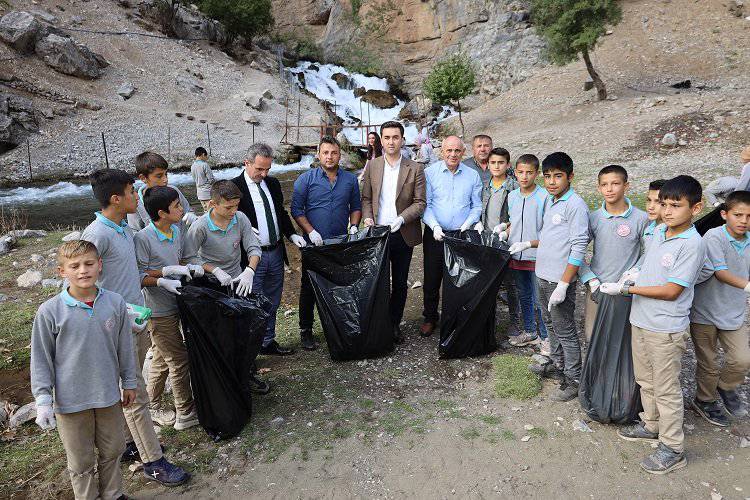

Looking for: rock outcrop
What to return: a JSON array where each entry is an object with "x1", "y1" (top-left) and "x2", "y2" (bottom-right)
[
  {"x1": 0, "y1": 92, "x2": 39, "y2": 152},
  {"x1": 35, "y1": 34, "x2": 109, "y2": 79},
  {"x1": 0, "y1": 11, "x2": 45, "y2": 54}
]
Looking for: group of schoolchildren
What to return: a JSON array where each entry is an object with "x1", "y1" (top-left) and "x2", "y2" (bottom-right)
[
  {"x1": 30, "y1": 151, "x2": 265, "y2": 499},
  {"x1": 479, "y1": 148, "x2": 750, "y2": 475},
  {"x1": 28, "y1": 140, "x2": 750, "y2": 499}
]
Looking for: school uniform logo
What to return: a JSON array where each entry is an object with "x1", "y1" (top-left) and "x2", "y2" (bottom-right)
[
  {"x1": 616, "y1": 224, "x2": 631, "y2": 237},
  {"x1": 661, "y1": 253, "x2": 675, "y2": 268},
  {"x1": 104, "y1": 316, "x2": 116, "y2": 333},
  {"x1": 552, "y1": 213, "x2": 563, "y2": 225},
  {"x1": 233, "y1": 238, "x2": 240, "y2": 249}
]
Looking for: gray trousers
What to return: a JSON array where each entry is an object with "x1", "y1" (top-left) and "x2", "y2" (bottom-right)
[{"x1": 536, "y1": 277, "x2": 581, "y2": 383}]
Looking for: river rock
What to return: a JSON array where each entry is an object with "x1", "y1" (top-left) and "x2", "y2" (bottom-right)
[
  {"x1": 274, "y1": 144, "x2": 301, "y2": 165},
  {"x1": 42, "y1": 278, "x2": 63, "y2": 289},
  {"x1": 35, "y1": 34, "x2": 108, "y2": 79},
  {"x1": 331, "y1": 72, "x2": 354, "y2": 89},
  {"x1": 360, "y1": 89, "x2": 398, "y2": 109},
  {"x1": 9, "y1": 401, "x2": 37, "y2": 428},
  {"x1": 175, "y1": 74, "x2": 204, "y2": 93},
  {"x1": 62, "y1": 230, "x2": 81, "y2": 241},
  {"x1": 17, "y1": 269, "x2": 43, "y2": 287},
  {"x1": 0, "y1": 11, "x2": 46, "y2": 54},
  {"x1": 661, "y1": 133, "x2": 678, "y2": 147},
  {"x1": 30, "y1": 253, "x2": 44, "y2": 264},
  {"x1": 353, "y1": 86, "x2": 366, "y2": 98},
  {"x1": 0, "y1": 234, "x2": 14, "y2": 255},
  {"x1": 10, "y1": 229, "x2": 47, "y2": 238},
  {"x1": 117, "y1": 82, "x2": 136, "y2": 99}
]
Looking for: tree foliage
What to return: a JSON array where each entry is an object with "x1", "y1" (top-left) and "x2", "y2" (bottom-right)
[
  {"x1": 198, "y1": 0, "x2": 274, "y2": 41},
  {"x1": 423, "y1": 54, "x2": 476, "y2": 137}
]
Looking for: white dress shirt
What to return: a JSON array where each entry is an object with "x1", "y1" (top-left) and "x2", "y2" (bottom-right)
[
  {"x1": 377, "y1": 155, "x2": 401, "y2": 226},
  {"x1": 244, "y1": 171, "x2": 280, "y2": 246}
]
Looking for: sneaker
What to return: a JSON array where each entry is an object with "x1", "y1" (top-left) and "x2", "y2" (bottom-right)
[
  {"x1": 149, "y1": 405, "x2": 176, "y2": 427},
  {"x1": 143, "y1": 457, "x2": 190, "y2": 486},
  {"x1": 538, "y1": 339, "x2": 551, "y2": 357},
  {"x1": 509, "y1": 331, "x2": 540, "y2": 347},
  {"x1": 639, "y1": 443, "x2": 687, "y2": 475},
  {"x1": 121, "y1": 441, "x2": 167, "y2": 464},
  {"x1": 550, "y1": 379, "x2": 579, "y2": 402},
  {"x1": 691, "y1": 399, "x2": 730, "y2": 427},
  {"x1": 173, "y1": 409, "x2": 199, "y2": 431},
  {"x1": 617, "y1": 422, "x2": 659, "y2": 442},
  {"x1": 718, "y1": 387, "x2": 748, "y2": 417},
  {"x1": 300, "y1": 329, "x2": 317, "y2": 351},
  {"x1": 528, "y1": 362, "x2": 564, "y2": 381}
]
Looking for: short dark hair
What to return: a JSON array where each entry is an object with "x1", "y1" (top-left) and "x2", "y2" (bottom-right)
[
  {"x1": 380, "y1": 120, "x2": 404, "y2": 137},
  {"x1": 724, "y1": 190, "x2": 750, "y2": 211},
  {"x1": 488, "y1": 147, "x2": 510, "y2": 163},
  {"x1": 541, "y1": 152, "x2": 574, "y2": 175},
  {"x1": 210, "y1": 180, "x2": 242, "y2": 202},
  {"x1": 319, "y1": 135, "x2": 340, "y2": 149},
  {"x1": 195, "y1": 147, "x2": 208, "y2": 157},
  {"x1": 598, "y1": 164, "x2": 628, "y2": 182},
  {"x1": 89, "y1": 169, "x2": 134, "y2": 208},
  {"x1": 648, "y1": 179, "x2": 667, "y2": 191},
  {"x1": 135, "y1": 151, "x2": 168, "y2": 177},
  {"x1": 472, "y1": 134, "x2": 492, "y2": 144},
  {"x1": 143, "y1": 186, "x2": 179, "y2": 221},
  {"x1": 659, "y1": 175, "x2": 702, "y2": 206},
  {"x1": 515, "y1": 154, "x2": 540, "y2": 170}
]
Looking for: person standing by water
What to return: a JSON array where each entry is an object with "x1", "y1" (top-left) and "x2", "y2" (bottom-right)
[
  {"x1": 359, "y1": 131, "x2": 383, "y2": 182},
  {"x1": 191, "y1": 147, "x2": 215, "y2": 213}
]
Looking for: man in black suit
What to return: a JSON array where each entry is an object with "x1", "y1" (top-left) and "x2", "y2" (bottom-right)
[{"x1": 232, "y1": 143, "x2": 307, "y2": 355}]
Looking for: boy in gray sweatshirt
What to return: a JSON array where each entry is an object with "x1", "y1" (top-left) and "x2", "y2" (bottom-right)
[
  {"x1": 31, "y1": 240, "x2": 137, "y2": 500},
  {"x1": 191, "y1": 146, "x2": 215, "y2": 212}
]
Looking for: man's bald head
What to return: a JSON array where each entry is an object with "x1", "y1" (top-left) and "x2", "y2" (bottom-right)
[{"x1": 441, "y1": 136, "x2": 465, "y2": 170}]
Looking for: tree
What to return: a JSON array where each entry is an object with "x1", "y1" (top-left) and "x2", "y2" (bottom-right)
[
  {"x1": 198, "y1": 0, "x2": 274, "y2": 43},
  {"x1": 531, "y1": 0, "x2": 622, "y2": 100},
  {"x1": 423, "y1": 54, "x2": 476, "y2": 138}
]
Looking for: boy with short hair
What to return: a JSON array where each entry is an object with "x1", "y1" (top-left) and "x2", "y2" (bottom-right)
[
  {"x1": 135, "y1": 186, "x2": 203, "y2": 432},
  {"x1": 578, "y1": 165, "x2": 649, "y2": 340},
  {"x1": 601, "y1": 175, "x2": 706, "y2": 474},
  {"x1": 81, "y1": 169, "x2": 189, "y2": 485},
  {"x1": 32, "y1": 240, "x2": 137, "y2": 500},
  {"x1": 128, "y1": 151, "x2": 197, "y2": 230},
  {"x1": 479, "y1": 147, "x2": 521, "y2": 341},
  {"x1": 505, "y1": 154, "x2": 549, "y2": 351},
  {"x1": 689, "y1": 190, "x2": 750, "y2": 425},
  {"x1": 509, "y1": 152, "x2": 589, "y2": 402},
  {"x1": 191, "y1": 146, "x2": 215, "y2": 212}
]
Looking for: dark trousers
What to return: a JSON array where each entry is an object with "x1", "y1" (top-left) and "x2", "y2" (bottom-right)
[
  {"x1": 299, "y1": 260, "x2": 316, "y2": 332},
  {"x1": 422, "y1": 226, "x2": 444, "y2": 324},
  {"x1": 536, "y1": 277, "x2": 581, "y2": 382},
  {"x1": 388, "y1": 231, "x2": 414, "y2": 326},
  {"x1": 252, "y1": 245, "x2": 284, "y2": 347}
]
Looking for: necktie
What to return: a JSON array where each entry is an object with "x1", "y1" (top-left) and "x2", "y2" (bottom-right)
[{"x1": 256, "y1": 182, "x2": 278, "y2": 246}]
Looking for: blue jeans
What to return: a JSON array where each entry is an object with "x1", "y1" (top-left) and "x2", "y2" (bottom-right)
[
  {"x1": 512, "y1": 269, "x2": 548, "y2": 340},
  {"x1": 252, "y1": 245, "x2": 284, "y2": 347}
]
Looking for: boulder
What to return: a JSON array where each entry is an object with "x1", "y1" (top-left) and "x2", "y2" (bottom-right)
[
  {"x1": 17, "y1": 269, "x2": 43, "y2": 288},
  {"x1": 30, "y1": 10, "x2": 58, "y2": 24},
  {"x1": 398, "y1": 95, "x2": 439, "y2": 121},
  {"x1": 9, "y1": 402, "x2": 36, "y2": 429},
  {"x1": 331, "y1": 72, "x2": 354, "y2": 89},
  {"x1": 0, "y1": 234, "x2": 14, "y2": 255},
  {"x1": 661, "y1": 133, "x2": 678, "y2": 147},
  {"x1": 274, "y1": 144, "x2": 301, "y2": 165},
  {"x1": 35, "y1": 34, "x2": 108, "y2": 79},
  {"x1": 353, "y1": 86, "x2": 366, "y2": 97},
  {"x1": 262, "y1": 89, "x2": 274, "y2": 100},
  {"x1": 242, "y1": 92, "x2": 264, "y2": 111},
  {"x1": 175, "y1": 74, "x2": 204, "y2": 94},
  {"x1": 360, "y1": 89, "x2": 398, "y2": 109},
  {"x1": 117, "y1": 82, "x2": 136, "y2": 99},
  {"x1": 62, "y1": 230, "x2": 81, "y2": 241},
  {"x1": 0, "y1": 11, "x2": 45, "y2": 54}
]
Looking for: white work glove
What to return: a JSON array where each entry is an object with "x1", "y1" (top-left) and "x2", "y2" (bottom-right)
[
  {"x1": 548, "y1": 281, "x2": 569, "y2": 311},
  {"x1": 508, "y1": 241, "x2": 532, "y2": 255},
  {"x1": 289, "y1": 234, "x2": 306, "y2": 248},
  {"x1": 432, "y1": 225, "x2": 445, "y2": 241},
  {"x1": 182, "y1": 212, "x2": 198, "y2": 225},
  {"x1": 493, "y1": 223, "x2": 508, "y2": 234},
  {"x1": 390, "y1": 216, "x2": 404, "y2": 233},
  {"x1": 363, "y1": 218, "x2": 375, "y2": 227},
  {"x1": 620, "y1": 267, "x2": 640, "y2": 283},
  {"x1": 308, "y1": 229, "x2": 323, "y2": 246},
  {"x1": 743, "y1": 282, "x2": 750, "y2": 295},
  {"x1": 157, "y1": 278, "x2": 182, "y2": 295},
  {"x1": 186, "y1": 264, "x2": 204, "y2": 278},
  {"x1": 232, "y1": 267, "x2": 255, "y2": 297},
  {"x1": 473, "y1": 221, "x2": 484, "y2": 232},
  {"x1": 35, "y1": 404, "x2": 56, "y2": 430},
  {"x1": 211, "y1": 267, "x2": 233, "y2": 286},
  {"x1": 498, "y1": 231, "x2": 508, "y2": 242},
  {"x1": 161, "y1": 265, "x2": 191, "y2": 280},
  {"x1": 128, "y1": 310, "x2": 147, "y2": 333},
  {"x1": 349, "y1": 225, "x2": 359, "y2": 235},
  {"x1": 459, "y1": 220, "x2": 473, "y2": 232},
  {"x1": 600, "y1": 282, "x2": 624, "y2": 296},
  {"x1": 588, "y1": 278, "x2": 601, "y2": 294}
]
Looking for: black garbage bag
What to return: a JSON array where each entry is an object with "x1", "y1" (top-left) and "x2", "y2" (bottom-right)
[
  {"x1": 177, "y1": 276, "x2": 271, "y2": 440},
  {"x1": 301, "y1": 225, "x2": 393, "y2": 361},
  {"x1": 440, "y1": 230, "x2": 511, "y2": 359},
  {"x1": 579, "y1": 294, "x2": 641, "y2": 424},
  {"x1": 695, "y1": 206, "x2": 723, "y2": 235}
]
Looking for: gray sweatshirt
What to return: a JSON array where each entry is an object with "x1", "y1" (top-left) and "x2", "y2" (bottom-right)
[
  {"x1": 191, "y1": 160, "x2": 215, "y2": 201},
  {"x1": 127, "y1": 184, "x2": 193, "y2": 231},
  {"x1": 31, "y1": 289, "x2": 137, "y2": 414}
]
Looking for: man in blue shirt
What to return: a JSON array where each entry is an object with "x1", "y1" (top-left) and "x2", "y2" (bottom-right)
[
  {"x1": 420, "y1": 135, "x2": 483, "y2": 336},
  {"x1": 291, "y1": 135, "x2": 362, "y2": 350}
]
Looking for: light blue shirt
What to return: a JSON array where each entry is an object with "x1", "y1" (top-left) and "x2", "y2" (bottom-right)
[
  {"x1": 507, "y1": 186, "x2": 547, "y2": 262},
  {"x1": 423, "y1": 161, "x2": 482, "y2": 231}
]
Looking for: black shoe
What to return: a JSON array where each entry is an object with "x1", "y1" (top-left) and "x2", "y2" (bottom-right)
[
  {"x1": 691, "y1": 399, "x2": 730, "y2": 427},
  {"x1": 718, "y1": 387, "x2": 748, "y2": 417},
  {"x1": 617, "y1": 422, "x2": 659, "y2": 442},
  {"x1": 300, "y1": 329, "x2": 317, "y2": 351},
  {"x1": 249, "y1": 374, "x2": 271, "y2": 395},
  {"x1": 528, "y1": 362, "x2": 564, "y2": 381},
  {"x1": 143, "y1": 457, "x2": 190, "y2": 487},
  {"x1": 121, "y1": 441, "x2": 167, "y2": 464},
  {"x1": 640, "y1": 443, "x2": 687, "y2": 475},
  {"x1": 394, "y1": 325, "x2": 404, "y2": 344},
  {"x1": 260, "y1": 340, "x2": 294, "y2": 356},
  {"x1": 550, "y1": 378, "x2": 579, "y2": 402}
]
